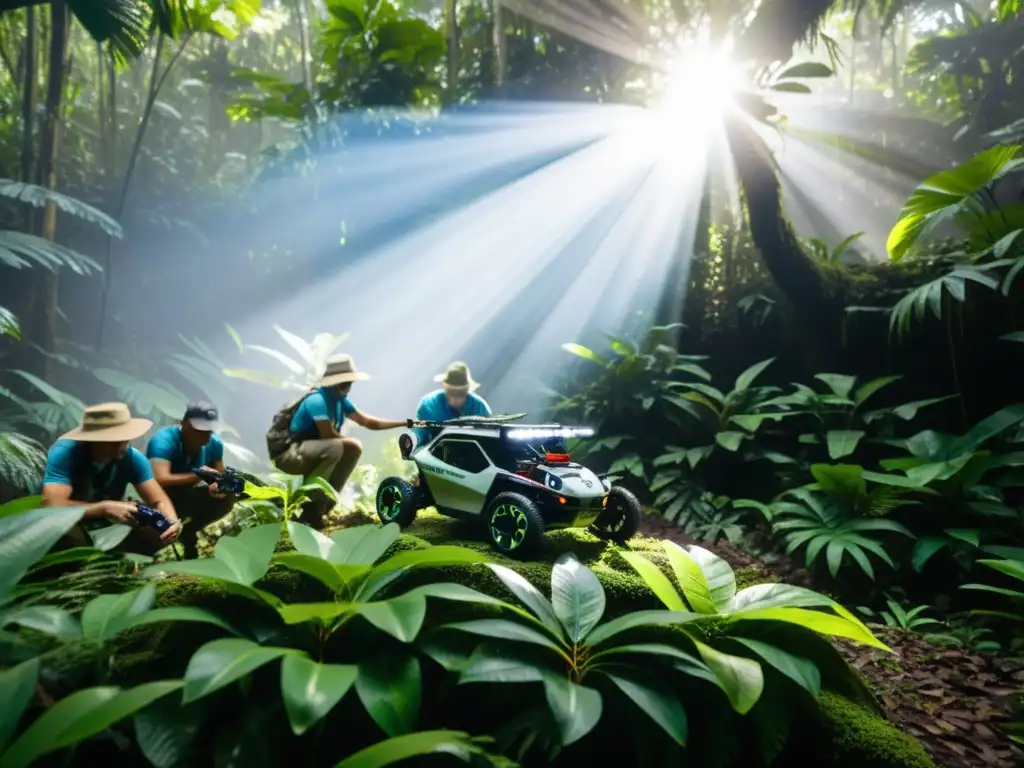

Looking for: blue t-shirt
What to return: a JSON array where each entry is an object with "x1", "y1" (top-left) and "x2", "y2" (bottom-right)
[
  {"x1": 146, "y1": 426, "x2": 225, "y2": 473},
  {"x1": 414, "y1": 389, "x2": 491, "y2": 444},
  {"x1": 42, "y1": 439, "x2": 154, "y2": 503},
  {"x1": 289, "y1": 387, "x2": 357, "y2": 440}
]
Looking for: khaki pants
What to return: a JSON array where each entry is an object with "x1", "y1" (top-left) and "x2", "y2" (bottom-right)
[
  {"x1": 274, "y1": 437, "x2": 362, "y2": 529},
  {"x1": 166, "y1": 484, "x2": 236, "y2": 557}
]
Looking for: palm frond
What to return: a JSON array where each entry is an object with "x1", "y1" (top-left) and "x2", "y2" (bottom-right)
[
  {"x1": 66, "y1": 0, "x2": 149, "y2": 61},
  {"x1": 0, "y1": 431, "x2": 47, "y2": 491},
  {"x1": 0, "y1": 180, "x2": 123, "y2": 238},
  {"x1": 0, "y1": 305, "x2": 18, "y2": 339},
  {"x1": 0, "y1": 230, "x2": 102, "y2": 275},
  {"x1": 738, "y1": 0, "x2": 838, "y2": 65}
]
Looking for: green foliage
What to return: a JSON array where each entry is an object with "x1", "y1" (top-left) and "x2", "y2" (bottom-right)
[
  {"x1": 223, "y1": 325, "x2": 351, "y2": 391},
  {"x1": 885, "y1": 144, "x2": 1023, "y2": 261}
]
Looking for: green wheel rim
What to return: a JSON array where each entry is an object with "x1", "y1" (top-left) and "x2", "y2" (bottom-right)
[
  {"x1": 378, "y1": 484, "x2": 404, "y2": 522},
  {"x1": 490, "y1": 503, "x2": 528, "y2": 551}
]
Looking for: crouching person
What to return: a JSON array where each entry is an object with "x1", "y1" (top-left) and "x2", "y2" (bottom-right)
[
  {"x1": 41, "y1": 402, "x2": 180, "y2": 556},
  {"x1": 267, "y1": 354, "x2": 408, "y2": 530},
  {"x1": 146, "y1": 401, "x2": 234, "y2": 559}
]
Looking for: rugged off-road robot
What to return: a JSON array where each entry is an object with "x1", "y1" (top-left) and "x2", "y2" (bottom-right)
[{"x1": 374, "y1": 414, "x2": 642, "y2": 556}]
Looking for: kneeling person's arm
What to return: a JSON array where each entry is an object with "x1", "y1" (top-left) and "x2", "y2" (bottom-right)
[
  {"x1": 348, "y1": 409, "x2": 406, "y2": 431},
  {"x1": 147, "y1": 431, "x2": 202, "y2": 488},
  {"x1": 40, "y1": 442, "x2": 115, "y2": 519}
]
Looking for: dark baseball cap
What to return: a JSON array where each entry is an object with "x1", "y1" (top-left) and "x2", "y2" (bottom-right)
[{"x1": 184, "y1": 401, "x2": 220, "y2": 432}]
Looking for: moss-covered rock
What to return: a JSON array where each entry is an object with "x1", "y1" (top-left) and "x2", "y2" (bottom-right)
[{"x1": 793, "y1": 692, "x2": 937, "y2": 768}]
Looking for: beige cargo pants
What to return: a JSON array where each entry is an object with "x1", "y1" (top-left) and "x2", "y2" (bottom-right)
[{"x1": 274, "y1": 437, "x2": 363, "y2": 529}]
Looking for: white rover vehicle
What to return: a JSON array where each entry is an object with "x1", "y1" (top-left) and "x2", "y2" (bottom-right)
[{"x1": 374, "y1": 415, "x2": 642, "y2": 556}]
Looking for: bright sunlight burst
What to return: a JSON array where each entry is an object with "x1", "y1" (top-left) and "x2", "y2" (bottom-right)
[{"x1": 656, "y1": 43, "x2": 746, "y2": 116}]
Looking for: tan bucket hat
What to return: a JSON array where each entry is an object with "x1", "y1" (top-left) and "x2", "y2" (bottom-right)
[
  {"x1": 434, "y1": 361, "x2": 481, "y2": 393},
  {"x1": 61, "y1": 402, "x2": 153, "y2": 442},
  {"x1": 318, "y1": 354, "x2": 370, "y2": 387}
]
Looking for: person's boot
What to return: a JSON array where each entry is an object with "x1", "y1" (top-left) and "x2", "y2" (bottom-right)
[
  {"x1": 300, "y1": 499, "x2": 326, "y2": 531},
  {"x1": 180, "y1": 536, "x2": 200, "y2": 560}
]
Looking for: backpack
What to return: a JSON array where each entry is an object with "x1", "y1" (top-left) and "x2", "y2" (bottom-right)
[{"x1": 266, "y1": 390, "x2": 315, "y2": 460}]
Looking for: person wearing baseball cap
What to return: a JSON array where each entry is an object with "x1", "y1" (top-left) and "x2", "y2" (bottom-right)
[
  {"x1": 41, "y1": 402, "x2": 180, "y2": 555},
  {"x1": 146, "y1": 400, "x2": 234, "y2": 559}
]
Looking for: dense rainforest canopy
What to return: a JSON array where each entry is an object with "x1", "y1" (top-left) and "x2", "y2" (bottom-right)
[{"x1": 0, "y1": 0, "x2": 1023, "y2": 767}]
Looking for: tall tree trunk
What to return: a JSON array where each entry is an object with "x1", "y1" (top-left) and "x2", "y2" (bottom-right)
[
  {"x1": 32, "y1": 0, "x2": 71, "y2": 378},
  {"x1": 446, "y1": 0, "x2": 459, "y2": 98},
  {"x1": 725, "y1": 117, "x2": 838, "y2": 367},
  {"x1": 20, "y1": 4, "x2": 36, "y2": 225},
  {"x1": 492, "y1": 0, "x2": 506, "y2": 89}
]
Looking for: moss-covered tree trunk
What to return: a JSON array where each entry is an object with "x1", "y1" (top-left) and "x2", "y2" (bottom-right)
[{"x1": 725, "y1": 116, "x2": 842, "y2": 369}]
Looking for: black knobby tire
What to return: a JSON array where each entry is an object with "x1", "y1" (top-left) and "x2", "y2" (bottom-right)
[
  {"x1": 376, "y1": 477, "x2": 417, "y2": 528},
  {"x1": 484, "y1": 491, "x2": 545, "y2": 558},
  {"x1": 590, "y1": 485, "x2": 642, "y2": 544}
]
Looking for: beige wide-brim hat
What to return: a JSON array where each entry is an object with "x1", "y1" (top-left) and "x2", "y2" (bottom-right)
[
  {"x1": 318, "y1": 353, "x2": 371, "y2": 387},
  {"x1": 60, "y1": 402, "x2": 153, "y2": 442},
  {"x1": 434, "y1": 361, "x2": 481, "y2": 393}
]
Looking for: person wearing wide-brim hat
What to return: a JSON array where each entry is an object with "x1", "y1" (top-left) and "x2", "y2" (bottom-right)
[
  {"x1": 269, "y1": 354, "x2": 410, "y2": 531},
  {"x1": 412, "y1": 361, "x2": 492, "y2": 446},
  {"x1": 41, "y1": 402, "x2": 181, "y2": 555}
]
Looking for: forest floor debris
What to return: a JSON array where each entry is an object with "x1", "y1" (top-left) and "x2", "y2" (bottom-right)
[{"x1": 638, "y1": 513, "x2": 1024, "y2": 768}]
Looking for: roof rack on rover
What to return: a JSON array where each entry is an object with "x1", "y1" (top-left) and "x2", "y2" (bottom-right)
[{"x1": 410, "y1": 414, "x2": 595, "y2": 441}]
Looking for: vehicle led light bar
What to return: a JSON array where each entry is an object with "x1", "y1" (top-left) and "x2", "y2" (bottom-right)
[{"x1": 507, "y1": 427, "x2": 595, "y2": 440}]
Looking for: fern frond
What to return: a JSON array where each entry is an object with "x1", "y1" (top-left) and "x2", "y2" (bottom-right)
[
  {"x1": 0, "y1": 180, "x2": 123, "y2": 238},
  {"x1": 0, "y1": 305, "x2": 18, "y2": 339},
  {"x1": 0, "y1": 431, "x2": 47, "y2": 491},
  {"x1": 0, "y1": 230, "x2": 103, "y2": 275}
]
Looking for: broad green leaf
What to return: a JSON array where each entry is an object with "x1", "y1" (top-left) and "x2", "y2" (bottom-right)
[
  {"x1": 0, "y1": 505, "x2": 85, "y2": 597},
  {"x1": 678, "y1": 543, "x2": 736, "y2": 611},
  {"x1": 729, "y1": 583, "x2": 841, "y2": 614},
  {"x1": 585, "y1": 609, "x2": 700, "y2": 646},
  {"x1": 0, "y1": 659, "x2": 38, "y2": 754},
  {"x1": 274, "y1": 552, "x2": 349, "y2": 592},
  {"x1": 854, "y1": 376, "x2": 901, "y2": 406},
  {"x1": 738, "y1": 606, "x2": 889, "y2": 650},
  {"x1": 329, "y1": 524, "x2": 400, "y2": 566},
  {"x1": 716, "y1": 431, "x2": 746, "y2": 451},
  {"x1": 551, "y1": 553, "x2": 606, "y2": 643},
  {"x1": 617, "y1": 551, "x2": 686, "y2": 611},
  {"x1": 286, "y1": 520, "x2": 335, "y2": 559},
  {"x1": 776, "y1": 61, "x2": 833, "y2": 79},
  {"x1": 442, "y1": 619, "x2": 565, "y2": 654},
  {"x1": 457, "y1": 643, "x2": 547, "y2": 684},
  {"x1": 771, "y1": 81, "x2": 811, "y2": 93},
  {"x1": 0, "y1": 605, "x2": 80, "y2": 637},
  {"x1": 88, "y1": 523, "x2": 133, "y2": 551},
  {"x1": 662, "y1": 542, "x2": 717, "y2": 614},
  {"x1": 734, "y1": 358, "x2": 774, "y2": 392},
  {"x1": 280, "y1": 655, "x2": 357, "y2": 735},
  {"x1": 81, "y1": 584, "x2": 157, "y2": 642},
  {"x1": 366, "y1": 545, "x2": 490, "y2": 588},
  {"x1": 214, "y1": 523, "x2": 282, "y2": 584},
  {"x1": 692, "y1": 640, "x2": 764, "y2": 714},
  {"x1": 912, "y1": 538, "x2": 948, "y2": 572},
  {"x1": 598, "y1": 669, "x2": 687, "y2": 745},
  {"x1": 183, "y1": 638, "x2": 297, "y2": 703},
  {"x1": 334, "y1": 731, "x2": 485, "y2": 768},
  {"x1": 133, "y1": 694, "x2": 207, "y2": 768},
  {"x1": 2, "y1": 682, "x2": 183, "y2": 768},
  {"x1": 589, "y1": 642, "x2": 705, "y2": 666},
  {"x1": 561, "y1": 343, "x2": 609, "y2": 367},
  {"x1": 814, "y1": 373, "x2": 856, "y2": 399},
  {"x1": 119, "y1": 606, "x2": 242, "y2": 637},
  {"x1": 357, "y1": 592, "x2": 428, "y2": 642},
  {"x1": 542, "y1": 676, "x2": 602, "y2": 746},
  {"x1": 945, "y1": 528, "x2": 980, "y2": 547},
  {"x1": 486, "y1": 564, "x2": 565, "y2": 639},
  {"x1": 355, "y1": 653, "x2": 421, "y2": 737},
  {"x1": 731, "y1": 638, "x2": 821, "y2": 696},
  {"x1": 976, "y1": 558, "x2": 1024, "y2": 581},
  {"x1": 826, "y1": 430, "x2": 865, "y2": 460},
  {"x1": 277, "y1": 602, "x2": 352, "y2": 625}
]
